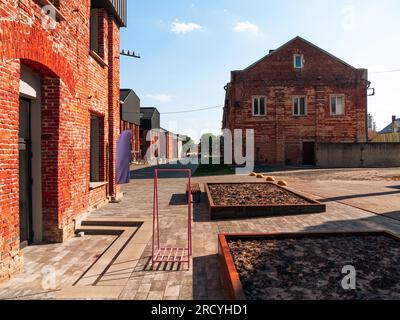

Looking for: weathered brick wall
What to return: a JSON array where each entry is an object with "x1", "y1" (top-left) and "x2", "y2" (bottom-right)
[
  {"x1": 223, "y1": 37, "x2": 368, "y2": 165},
  {"x1": 0, "y1": 0, "x2": 122, "y2": 282},
  {"x1": 0, "y1": 59, "x2": 23, "y2": 283},
  {"x1": 88, "y1": 185, "x2": 108, "y2": 210},
  {"x1": 107, "y1": 14, "x2": 120, "y2": 199}
]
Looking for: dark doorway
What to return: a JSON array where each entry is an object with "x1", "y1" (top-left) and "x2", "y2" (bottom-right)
[
  {"x1": 18, "y1": 97, "x2": 34, "y2": 247},
  {"x1": 302, "y1": 141, "x2": 316, "y2": 165}
]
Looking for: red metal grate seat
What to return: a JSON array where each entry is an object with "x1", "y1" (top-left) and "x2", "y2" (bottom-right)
[
  {"x1": 152, "y1": 169, "x2": 192, "y2": 270},
  {"x1": 153, "y1": 247, "x2": 190, "y2": 264}
]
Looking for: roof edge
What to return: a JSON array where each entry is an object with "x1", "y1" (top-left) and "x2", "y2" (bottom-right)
[{"x1": 243, "y1": 36, "x2": 357, "y2": 72}]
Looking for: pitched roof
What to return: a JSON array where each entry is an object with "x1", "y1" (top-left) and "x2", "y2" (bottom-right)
[
  {"x1": 140, "y1": 107, "x2": 159, "y2": 119},
  {"x1": 120, "y1": 89, "x2": 139, "y2": 102},
  {"x1": 380, "y1": 119, "x2": 400, "y2": 134},
  {"x1": 243, "y1": 36, "x2": 357, "y2": 71}
]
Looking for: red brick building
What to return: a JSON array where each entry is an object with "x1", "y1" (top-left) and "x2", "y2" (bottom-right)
[
  {"x1": 0, "y1": 0, "x2": 127, "y2": 282},
  {"x1": 222, "y1": 36, "x2": 369, "y2": 165},
  {"x1": 164, "y1": 129, "x2": 185, "y2": 161}
]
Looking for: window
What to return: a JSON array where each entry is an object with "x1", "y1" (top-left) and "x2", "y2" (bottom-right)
[
  {"x1": 293, "y1": 96, "x2": 307, "y2": 116},
  {"x1": 90, "y1": 9, "x2": 100, "y2": 55},
  {"x1": 90, "y1": 114, "x2": 104, "y2": 183},
  {"x1": 330, "y1": 95, "x2": 345, "y2": 115},
  {"x1": 252, "y1": 96, "x2": 267, "y2": 116},
  {"x1": 294, "y1": 54, "x2": 303, "y2": 69},
  {"x1": 90, "y1": 8, "x2": 107, "y2": 62}
]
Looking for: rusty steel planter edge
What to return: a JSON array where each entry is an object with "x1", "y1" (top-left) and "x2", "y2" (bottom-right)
[
  {"x1": 205, "y1": 182, "x2": 326, "y2": 220},
  {"x1": 218, "y1": 230, "x2": 400, "y2": 301}
]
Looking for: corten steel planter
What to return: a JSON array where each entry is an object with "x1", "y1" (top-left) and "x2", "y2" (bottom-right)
[
  {"x1": 205, "y1": 182, "x2": 326, "y2": 220},
  {"x1": 218, "y1": 231, "x2": 400, "y2": 300}
]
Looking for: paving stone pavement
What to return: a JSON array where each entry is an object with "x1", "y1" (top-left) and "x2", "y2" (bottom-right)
[
  {"x1": 0, "y1": 235, "x2": 116, "y2": 300},
  {"x1": 1, "y1": 165, "x2": 400, "y2": 300}
]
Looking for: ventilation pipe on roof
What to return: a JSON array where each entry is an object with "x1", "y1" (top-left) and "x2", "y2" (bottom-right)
[{"x1": 269, "y1": 49, "x2": 275, "y2": 54}]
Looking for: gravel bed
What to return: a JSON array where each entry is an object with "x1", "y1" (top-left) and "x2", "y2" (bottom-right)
[
  {"x1": 229, "y1": 235, "x2": 400, "y2": 300},
  {"x1": 208, "y1": 183, "x2": 310, "y2": 206}
]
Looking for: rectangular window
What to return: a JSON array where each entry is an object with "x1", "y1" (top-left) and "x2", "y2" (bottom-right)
[
  {"x1": 90, "y1": 9, "x2": 99, "y2": 54},
  {"x1": 330, "y1": 95, "x2": 345, "y2": 115},
  {"x1": 294, "y1": 54, "x2": 303, "y2": 69},
  {"x1": 90, "y1": 8, "x2": 106, "y2": 61},
  {"x1": 293, "y1": 96, "x2": 307, "y2": 116},
  {"x1": 252, "y1": 96, "x2": 267, "y2": 116},
  {"x1": 90, "y1": 114, "x2": 104, "y2": 182}
]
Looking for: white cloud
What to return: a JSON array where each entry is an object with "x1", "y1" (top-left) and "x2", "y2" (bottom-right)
[
  {"x1": 171, "y1": 20, "x2": 202, "y2": 34},
  {"x1": 146, "y1": 94, "x2": 173, "y2": 103},
  {"x1": 234, "y1": 21, "x2": 259, "y2": 34}
]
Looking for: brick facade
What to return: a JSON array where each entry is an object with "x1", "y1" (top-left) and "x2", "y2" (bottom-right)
[
  {"x1": 0, "y1": 0, "x2": 124, "y2": 282},
  {"x1": 222, "y1": 37, "x2": 368, "y2": 165},
  {"x1": 121, "y1": 121, "x2": 140, "y2": 162}
]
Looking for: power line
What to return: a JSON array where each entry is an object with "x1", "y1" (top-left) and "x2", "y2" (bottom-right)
[
  {"x1": 162, "y1": 105, "x2": 223, "y2": 114},
  {"x1": 370, "y1": 69, "x2": 400, "y2": 74},
  {"x1": 122, "y1": 105, "x2": 223, "y2": 115}
]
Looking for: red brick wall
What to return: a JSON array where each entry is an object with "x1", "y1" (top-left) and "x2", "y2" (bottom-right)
[
  {"x1": 88, "y1": 185, "x2": 108, "y2": 209},
  {"x1": 0, "y1": 0, "x2": 122, "y2": 282},
  {"x1": 223, "y1": 37, "x2": 368, "y2": 165},
  {"x1": 120, "y1": 122, "x2": 140, "y2": 162},
  {"x1": 0, "y1": 60, "x2": 23, "y2": 283}
]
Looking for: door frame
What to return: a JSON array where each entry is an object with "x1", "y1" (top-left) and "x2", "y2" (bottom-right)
[
  {"x1": 19, "y1": 96, "x2": 34, "y2": 247},
  {"x1": 302, "y1": 140, "x2": 316, "y2": 166}
]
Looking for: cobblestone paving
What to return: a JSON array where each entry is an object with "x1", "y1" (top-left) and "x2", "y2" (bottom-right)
[
  {"x1": 0, "y1": 235, "x2": 116, "y2": 300},
  {"x1": 1, "y1": 165, "x2": 400, "y2": 300}
]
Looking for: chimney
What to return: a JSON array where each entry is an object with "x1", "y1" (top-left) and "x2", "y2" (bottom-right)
[{"x1": 393, "y1": 115, "x2": 399, "y2": 133}]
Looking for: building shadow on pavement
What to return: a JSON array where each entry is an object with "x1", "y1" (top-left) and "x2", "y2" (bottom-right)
[
  {"x1": 192, "y1": 255, "x2": 227, "y2": 300},
  {"x1": 192, "y1": 194, "x2": 211, "y2": 222},
  {"x1": 169, "y1": 194, "x2": 188, "y2": 206},
  {"x1": 318, "y1": 189, "x2": 400, "y2": 203},
  {"x1": 130, "y1": 162, "x2": 199, "y2": 180}
]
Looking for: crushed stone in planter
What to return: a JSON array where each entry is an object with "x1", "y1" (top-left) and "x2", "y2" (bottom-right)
[
  {"x1": 229, "y1": 235, "x2": 400, "y2": 300},
  {"x1": 208, "y1": 183, "x2": 310, "y2": 206}
]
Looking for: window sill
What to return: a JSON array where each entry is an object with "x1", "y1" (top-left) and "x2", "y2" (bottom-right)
[
  {"x1": 330, "y1": 114, "x2": 346, "y2": 117},
  {"x1": 89, "y1": 50, "x2": 108, "y2": 68},
  {"x1": 89, "y1": 181, "x2": 108, "y2": 191},
  {"x1": 34, "y1": 0, "x2": 66, "y2": 22}
]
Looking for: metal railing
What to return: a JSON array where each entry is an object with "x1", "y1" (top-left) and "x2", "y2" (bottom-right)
[
  {"x1": 109, "y1": 0, "x2": 127, "y2": 26},
  {"x1": 92, "y1": 0, "x2": 127, "y2": 27}
]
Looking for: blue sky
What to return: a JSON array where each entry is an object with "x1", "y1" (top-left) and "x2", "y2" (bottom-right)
[{"x1": 120, "y1": 0, "x2": 400, "y2": 141}]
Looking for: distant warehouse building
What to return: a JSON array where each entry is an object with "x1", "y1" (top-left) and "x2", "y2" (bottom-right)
[
  {"x1": 139, "y1": 108, "x2": 184, "y2": 162},
  {"x1": 222, "y1": 36, "x2": 369, "y2": 165},
  {"x1": 120, "y1": 89, "x2": 141, "y2": 163},
  {"x1": 139, "y1": 107, "x2": 161, "y2": 160}
]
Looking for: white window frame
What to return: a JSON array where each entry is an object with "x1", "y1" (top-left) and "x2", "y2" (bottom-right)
[
  {"x1": 330, "y1": 94, "x2": 345, "y2": 116},
  {"x1": 252, "y1": 96, "x2": 267, "y2": 117},
  {"x1": 293, "y1": 96, "x2": 307, "y2": 116},
  {"x1": 294, "y1": 54, "x2": 303, "y2": 69}
]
